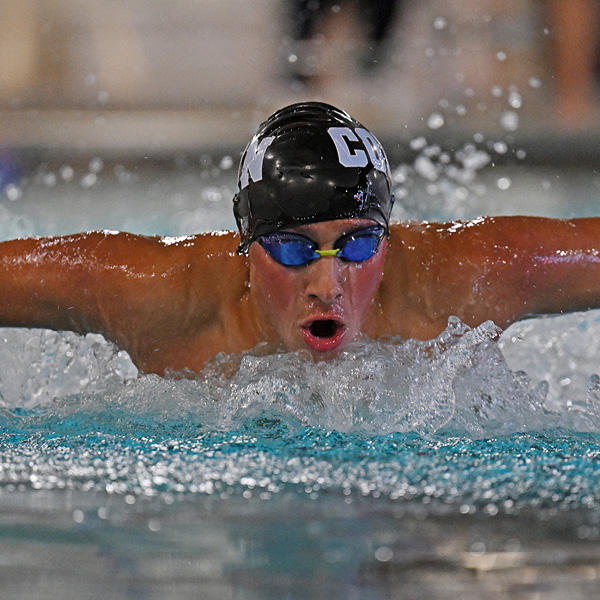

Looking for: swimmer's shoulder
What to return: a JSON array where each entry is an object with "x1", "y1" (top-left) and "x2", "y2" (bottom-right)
[
  {"x1": 388, "y1": 217, "x2": 502, "y2": 246},
  {"x1": 155, "y1": 229, "x2": 241, "y2": 258},
  {"x1": 155, "y1": 229, "x2": 247, "y2": 280},
  {"x1": 387, "y1": 220, "x2": 449, "y2": 251},
  {"x1": 76, "y1": 229, "x2": 244, "y2": 272},
  {"x1": 385, "y1": 218, "x2": 498, "y2": 276}
]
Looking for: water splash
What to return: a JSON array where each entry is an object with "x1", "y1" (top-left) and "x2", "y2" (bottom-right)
[
  {"x1": 2, "y1": 317, "x2": 600, "y2": 437},
  {"x1": 394, "y1": 138, "x2": 493, "y2": 220},
  {"x1": 0, "y1": 329, "x2": 137, "y2": 408},
  {"x1": 0, "y1": 319, "x2": 599, "y2": 507}
]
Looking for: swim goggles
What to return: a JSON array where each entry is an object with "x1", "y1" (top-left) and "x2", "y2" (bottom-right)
[{"x1": 257, "y1": 225, "x2": 386, "y2": 267}]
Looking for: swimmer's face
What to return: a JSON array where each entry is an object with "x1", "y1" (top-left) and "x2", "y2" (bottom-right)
[{"x1": 248, "y1": 218, "x2": 387, "y2": 358}]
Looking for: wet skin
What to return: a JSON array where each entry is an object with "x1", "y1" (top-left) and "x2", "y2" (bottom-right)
[
  {"x1": 2, "y1": 216, "x2": 600, "y2": 374},
  {"x1": 247, "y1": 219, "x2": 387, "y2": 360}
]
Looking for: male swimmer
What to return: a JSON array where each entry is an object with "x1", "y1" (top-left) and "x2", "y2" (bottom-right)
[{"x1": 1, "y1": 101, "x2": 600, "y2": 375}]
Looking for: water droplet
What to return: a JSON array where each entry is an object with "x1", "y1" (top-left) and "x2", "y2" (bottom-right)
[
  {"x1": 392, "y1": 165, "x2": 408, "y2": 184},
  {"x1": 4, "y1": 184, "x2": 22, "y2": 202},
  {"x1": 219, "y1": 155, "x2": 234, "y2": 170},
  {"x1": 484, "y1": 503, "x2": 499, "y2": 516},
  {"x1": 72, "y1": 509, "x2": 84, "y2": 523},
  {"x1": 496, "y1": 51, "x2": 507, "y2": 61},
  {"x1": 80, "y1": 173, "x2": 97, "y2": 188},
  {"x1": 148, "y1": 518, "x2": 161, "y2": 532},
  {"x1": 433, "y1": 17, "x2": 447, "y2": 30},
  {"x1": 89, "y1": 157, "x2": 104, "y2": 174},
  {"x1": 508, "y1": 88, "x2": 522, "y2": 109},
  {"x1": 375, "y1": 546, "x2": 394, "y2": 562},
  {"x1": 457, "y1": 146, "x2": 490, "y2": 170},
  {"x1": 414, "y1": 155, "x2": 439, "y2": 181},
  {"x1": 493, "y1": 141, "x2": 508, "y2": 154},
  {"x1": 202, "y1": 187, "x2": 223, "y2": 203},
  {"x1": 60, "y1": 165, "x2": 74, "y2": 181},
  {"x1": 500, "y1": 111, "x2": 519, "y2": 131},
  {"x1": 43, "y1": 172, "x2": 57, "y2": 188},
  {"x1": 427, "y1": 113, "x2": 445, "y2": 130},
  {"x1": 529, "y1": 77, "x2": 542, "y2": 89},
  {"x1": 497, "y1": 177, "x2": 512, "y2": 190},
  {"x1": 424, "y1": 144, "x2": 441, "y2": 158},
  {"x1": 426, "y1": 183, "x2": 439, "y2": 195},
  {"x1": 409, "y1": 136, "x2": 427, "y2": 151}
]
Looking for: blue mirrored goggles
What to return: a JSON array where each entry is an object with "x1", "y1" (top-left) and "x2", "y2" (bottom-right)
[{"x1": 258, "y1": 225, "x2": 386, "y2": 267}]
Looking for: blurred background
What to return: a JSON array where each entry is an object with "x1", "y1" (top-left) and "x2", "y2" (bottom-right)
[{"x1": 0, "y1": 0, "x2": 598, "y2": 236}]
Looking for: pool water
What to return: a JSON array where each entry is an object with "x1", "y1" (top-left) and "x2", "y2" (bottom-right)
[{"x1": 1, "y1": 155, "x2": 600, "y2": 598}]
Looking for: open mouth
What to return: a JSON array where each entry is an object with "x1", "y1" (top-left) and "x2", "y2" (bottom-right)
[
  {"x1": 309, "y1": 319, "x2": 342, "y2": 338},
  {"x1": 302, "y1": 319, "x2": 347, "y2": 353}
]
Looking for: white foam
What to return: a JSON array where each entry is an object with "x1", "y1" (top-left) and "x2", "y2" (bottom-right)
[{"x1": 3, "y1": 316, "x2": 599, "y2": 437}]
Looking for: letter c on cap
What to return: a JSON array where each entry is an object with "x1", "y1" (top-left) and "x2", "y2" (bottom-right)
[{"x1": 328, "y1": 127, "x2": 368, "y2": 168}]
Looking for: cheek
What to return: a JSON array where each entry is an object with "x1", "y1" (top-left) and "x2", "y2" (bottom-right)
[
  {"x1": 251, "y1": 259, "x2": 298, "y2": 318},
  {"x1": 347, "y1": 255, "x2": 386, "y2": 313}
]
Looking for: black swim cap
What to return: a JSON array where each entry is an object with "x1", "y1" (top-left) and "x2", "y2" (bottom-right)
[{"x1": 233, "y1": 102, "x2": 394, "y2": 254}]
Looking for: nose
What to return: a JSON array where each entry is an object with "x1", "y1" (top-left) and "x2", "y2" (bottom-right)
[{"x1": 305, "y1": 256, "x2": 344, "y2": 304}]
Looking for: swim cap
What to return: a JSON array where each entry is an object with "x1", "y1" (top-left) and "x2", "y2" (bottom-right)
[{"x1": 233, "y1": 102, "x2": 394, "y2": 254}]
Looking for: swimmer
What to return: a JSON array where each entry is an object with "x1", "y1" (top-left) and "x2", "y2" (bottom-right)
[{"x1": 1, "y1": 101, "x2": 600, "y2": 375}]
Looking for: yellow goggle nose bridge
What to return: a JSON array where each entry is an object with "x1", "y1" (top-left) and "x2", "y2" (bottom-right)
[{"x1": 315, "y1": 248, "x2": 341, "y2": 258}]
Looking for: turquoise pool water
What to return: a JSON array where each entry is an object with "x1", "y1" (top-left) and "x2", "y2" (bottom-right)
[{"x1": 1, "y1": 156, "x2": 600, "y2": 598}]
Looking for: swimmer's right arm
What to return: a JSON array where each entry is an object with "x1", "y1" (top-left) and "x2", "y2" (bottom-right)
[
  {"x1": 0, "y1": 230, "x2": 244, "y2": 368},
  {"x1": 0, "y1": 233, "x2": 105, "y2": 333}
]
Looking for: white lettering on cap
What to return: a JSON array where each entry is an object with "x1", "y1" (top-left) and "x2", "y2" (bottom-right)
[
  {"x1": 327, "y1": 126, "x2": 389, "y2": 175},
  {"x1": 356, "y1": 128, "x2": 388, "y2": 174},
  {"x1": 239, "y1": 136, "x2": 275, "y2": 189},
  {"x1": 327, "y1": 127, "x2": 368, "y2": 168}
]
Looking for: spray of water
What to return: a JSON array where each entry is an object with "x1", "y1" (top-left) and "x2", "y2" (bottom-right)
[{"x1": 1, "y1": 317, "x2": 599, "y2": 438}]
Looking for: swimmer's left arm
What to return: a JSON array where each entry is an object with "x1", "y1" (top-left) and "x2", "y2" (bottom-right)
[
  {"x1": 508, "y1": 216, "x2": 600, "y2": 318},
  {"x1": 453, "y1": 216, "x2": 600, "y2": 326},
  {"x1": 387, "y1": 216, "x2": 600, "y2": 336}
]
